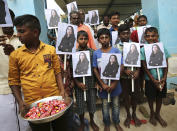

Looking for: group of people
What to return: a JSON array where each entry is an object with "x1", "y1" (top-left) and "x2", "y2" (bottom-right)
[{"x1": 0, "y1": 5, "x2": 170, "y2": 131}]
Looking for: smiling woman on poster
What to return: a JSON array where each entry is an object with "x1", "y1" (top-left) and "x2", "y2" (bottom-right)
[
  {"x1": 58, "y1": 26, "x2": 76, "y2": 52},
  {"x1": 102, "y1": 55, "x2": 119, "y2": 77},
  {"x1": 149, "y1": 44, "x2": 163, "y2": 66},
  {"x1": 125, "y1": 44, "x2": 139, "y2": 65},
  {"x1": 75, "y1": 52, "x2": 89, "y2": 75},
  {"x1": 49, "y1": 9, "x2": 60, "y2": 27}
]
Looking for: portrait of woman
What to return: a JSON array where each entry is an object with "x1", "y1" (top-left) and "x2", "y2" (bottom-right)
[
  {"x1": 0, "y1": 0, "x2": 6, "y2": 24},
  {"x1": 49, "y1": 9, "x2": 60, "y2": 27},
  {"x1": 140, "y1": 27, "x2": 147, "y2": 44},
  {"x1": 58, "y1": 26, "x2": 76, "y2": 52},
  {"x1": 102, "y1": 55, "x2": 119, "y2": 78},
  {"x1": 125, "y1": 44, "x2": 139, "y2": 65},
  {"x1": 75, "y1": 52, "x2": 89, "y2": 75},
  {"x1": 91, "y1": 11, "x2": 98, "y2": 24},
  {"x1": 70, "y1": 2, "x2": 77, "y2": 12},
  {"x1": 149, "y1": 44, "x2": 163, "y2": 66}
]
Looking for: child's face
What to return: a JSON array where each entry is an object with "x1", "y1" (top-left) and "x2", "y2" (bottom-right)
[
  {"x1": 98, "y1": 34, "x2": 110, "y2": 48},
  {"x1": 77, "y1": 35, "x2": 88, "y2": 48},
  {"x1": 119, "y1": 30, "x2": 130, "y2": 42},
  {"x1": 144, "y1": 31, "x2": 159, "y2": 44},
  {"x1": 138, "y1": 17, "x2": 147, "y2": 26}
]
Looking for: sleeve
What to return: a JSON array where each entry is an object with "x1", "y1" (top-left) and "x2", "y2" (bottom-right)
[
  {"x1": 140, "y1": 48, "x2": 146, "y2": 60},
  {"x1": 52, "y1": 47, "x2": 61, "y2": 75},
  {"x1": 164, "y1": 47, "x2": 171, "y2": 59},
  {"x1": 8, "y1": 52, "x2": 20, "y2": 86},
  {"x1": 92, "y1": 51, "x2": 97, "y2": 67},
  {"x1": 130, "y1": 30, "x2": 139, "y2": 43}
]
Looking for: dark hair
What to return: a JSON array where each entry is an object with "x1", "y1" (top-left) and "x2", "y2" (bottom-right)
[
  {"x1": 118, "y1": 24, "x2": 130, "y2": 34},
  {"x1": 9, "y1": 9, "x2": 15, "y2": 21},
  {"x1": 103, "y1": 15, "x2": 109, "y2": 19},
  {"x1": 110, "y1": 12, "x2": 120, "y2": 19},
  {"x1": 145, "y1": 27, "x2": 158, "y2": 35},
  {"x1": 77, "y1": 30, "x2": 88, "y2": 39},
  {"x1": 97, "y1": 28, "x2": 111, "y2": 39},
  {"x1": 70, "y1": 11, "x2": 80, "y2": 18},
  {"x1": 109, "y1": 55, "x2": 118, "y2": 65},
  {"x1": 151, "y1": 44, "x2": 163, "y2": 55},
  {"x1": 14, "y1": 14, "x2": 41, "y2": 34},
  {"x1": 137, "y1": 15, "x2": 147, "y2": 21}
]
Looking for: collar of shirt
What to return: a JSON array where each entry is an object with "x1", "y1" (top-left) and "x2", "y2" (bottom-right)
[{"x1": 21, "y1": 41, "x2": 45, "y2": 53}]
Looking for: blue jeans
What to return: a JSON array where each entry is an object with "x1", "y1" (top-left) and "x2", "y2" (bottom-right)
[{"x1": 101, "y1": 96, "x2": 120, "y2": 126}]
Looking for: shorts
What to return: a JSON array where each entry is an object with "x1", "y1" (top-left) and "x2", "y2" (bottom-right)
[{"x1": 145, "y1": 80, "x2": 167, "y2": 100}]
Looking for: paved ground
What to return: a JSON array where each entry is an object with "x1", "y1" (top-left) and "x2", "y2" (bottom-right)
[{"x1": 84, "y1": 89, "x2": 177, "y2": 131}]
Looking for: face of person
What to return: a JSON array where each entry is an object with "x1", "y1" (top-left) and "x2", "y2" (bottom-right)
[
  {"x1": 51, "y1": 10, "x2": 56, "y2": 17},
  {"x1": 110, "y1": 56, "x2": 116, "y2": 64},
  {"x1": 80, "y1": 53, "x2": 85, "y2": 61},
  {"x1": 152, "y1": 45, "x2": 158, "y2": 53},
  {"x1": 16, "y1": 25, "x2": 38, "y2": 45},
  {"x1": 130, "y1": 45, "x2": 136, "y2": 52},
  {"x1": 79, "y1": 11, "x2": 85, "y2": 23},
  {"x1": 103, "y1": 16, "x2": 109, "y2": 26},
  {"x1": 144, "y1": 31, "x2": 159, "y2": 44},
  {"x1": 66, "y1": 27, "x2": 73, "y2": 36},
  {"x1": 138, "y1": 17, "x2": 147, "y2": 26},
  {"x1": 119, "y1": 30, "x2": 130, "y2": 42},
  {"x1": 70, "y1": 13, "x2": 80, "y2": 26},
  {"x1": 77, "y1": 35, "x2": 88, "y2": 48},
  {"x1": 110, "y1": 15, "x2": 120, "y2": 26},
  {"x1": 98, "y1": 34, "x2": 110, "y2": 48},
  {"x1": 2, "y1": 27, "x2": 14, "y2": 36}
]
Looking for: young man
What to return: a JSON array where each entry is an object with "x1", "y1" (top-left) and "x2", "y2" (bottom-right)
[
  {"x1": 93, "y1": 28, "x2": 123, "y2": 131},
  {"x1": 141, "y1": 27, "x2": 170, "y2": 127},
  {"x1": 97, "y1": 15, "x2": 111, "y2": 31},
  {"x1": 8, "y1": 15, "x2": 66, "y2": 131},
  {"x1": 114, "y1": 24, "x2": 142, "y2": 128},
  {"x1": 70, "y1": 11, "x2": 96, "y2": 50},
  {"x1": 74, "y1": 31, "x2": 99, "y2": 131}
]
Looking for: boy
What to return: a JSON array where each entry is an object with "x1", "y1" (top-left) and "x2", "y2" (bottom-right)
[
  {"x1": 8, "y1": 15, "x2": 66, "y2": 131},
  {"x1": 74, "y1": 31, "x2": 99, "y2": 131},
  {"x1": 114, "y1": 24, "x2": 142, "y2": 128},
  {"x1": 93, "y1": 28, "x2": 123, "y2": 131},
  {"x1": 141, "y1": 27, "x2": 170, "y2": 127}
]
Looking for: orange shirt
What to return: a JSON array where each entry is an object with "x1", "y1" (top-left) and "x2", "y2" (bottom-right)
[
  {"x1": 8, "y1": 41, "x2": 61, "y2": 104},
  {"x1": 77, "y1": 24, "x2": 97, "y2": 50}
]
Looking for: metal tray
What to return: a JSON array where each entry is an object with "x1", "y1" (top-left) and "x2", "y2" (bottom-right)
[{"x1": 21, "y1": 96, "x2": 73, "y2": 124}]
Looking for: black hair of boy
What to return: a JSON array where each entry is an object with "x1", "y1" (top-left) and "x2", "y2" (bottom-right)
[
  {"x1": 110, "y1": 12, "x2": 120, "y2": 19},
  {"x1": 137, "y1": 15, "x2": 147, "y2": 21},
  {"x1": 145, "y1": 27, "x2": 158, "y2": 35},
  {"x1": 77, "y1": 30, "x2": 88, "y2": 39},
  {"x1": 97, "y1": 28, "x2": 111, "y2": 39},
  {"x1": 118, "y1": 24, "x2": 130, "y2": 34},
  {"x1": 14, "y1": 14, "x2": 41, "y2": 35}
]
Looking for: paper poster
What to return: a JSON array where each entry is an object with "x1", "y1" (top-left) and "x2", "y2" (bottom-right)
[
  {"x1": 72, "y1": 51, "x2": 92, "y2": 77},
  {"x1": 100, "y1": 53, "x2": 121, "y2": 80},
  {"x1": 88, "y1": 10, "x2": 99, "y2": 25},
  {"x1": 123, "y1": 42, "x2": 141, "y2": 67},
  {"x1": 112, "y1": 31, "x2": 119, "y2": 46},
  {"x1": 45, "y1": 9, "x2": 60, "y2": 29},
  {"x1": 144, "y1": 42, "x2": 167, "y2": 69},
  {"x1": 56, "y1": 22, "x2": 77, "y2": 54},
  {"x1": 0, "y1": 0, "x2": 13, "y2": 27},
  {"x1": 137, "y1": 25, "x2": 151, "y2": 45}
]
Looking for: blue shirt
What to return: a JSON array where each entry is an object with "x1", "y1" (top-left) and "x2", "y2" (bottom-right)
[
  {"x1": 93, "y1": 47, "x2": 122, "y2": 98},
  {"x1": 141, "y1": 46, "x2": 171, "y2": 80}
]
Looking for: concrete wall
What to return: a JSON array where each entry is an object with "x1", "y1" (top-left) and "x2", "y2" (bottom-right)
[{"x1": 7, "y1": 0, "x2": 49, "y2": 43}]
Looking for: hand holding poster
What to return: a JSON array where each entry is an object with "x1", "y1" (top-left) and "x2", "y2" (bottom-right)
[
  {"x1": 123, "y1": 42, "x2": 141, "y2": 67},
  {"x1": 101, "y1": 53, "x2": 121, "y2": 80},
  {"x1": 0, "y1": 0, "x2": 13, "y2": 27},
  {"x1": 56, "y1": 22, "x2": 77, "y2": 54},
  {"x1": 72, "y1": 51, "x2": 92, "y2": 77},
  {"x1": 88, "y1": 10, "x2": 99, "y2": 25}
]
